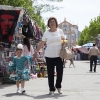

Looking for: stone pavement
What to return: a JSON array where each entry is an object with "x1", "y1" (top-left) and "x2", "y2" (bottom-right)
[{"x1": 0, "y1": 60, "x2": 100, "y2": 100}]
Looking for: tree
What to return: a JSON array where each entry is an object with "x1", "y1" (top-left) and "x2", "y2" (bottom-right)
[
  {"x1": 0, "y1": 0, "x2": 63, "y2": 31},
  {"x1": 33, "y1": 0, "x2": 63, "y2": 14},
  {"x1": 78, "y1": 15, "x2": 100, "y2": 45}
]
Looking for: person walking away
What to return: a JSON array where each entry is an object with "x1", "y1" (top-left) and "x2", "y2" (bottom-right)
[
  {"x1": 63, "y1": 60, "x2": 67, "y2": 68},
  {"x1": 77, "y1": 50, "x2": 81, "y2": 60},
  {"x1": 33, "y1": 17, "x2": 66, "y2": 95},
  {"x1": 9, "y1": 44, "x2": 33, "y2": 94},
  {"x1": 88, "y1": 43, "x2": 100, "y2": 72},
  {"x1": 69, "y1": 48, "x2": 75, "y2": 68},
  {"x1": 74, "y1": 51, "x2": 77, "y2": 60},
  {"x1": 69, "y1": 58, "x2": 75, "y2": 68}
]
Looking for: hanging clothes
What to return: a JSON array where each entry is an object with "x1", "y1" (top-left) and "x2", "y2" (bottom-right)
[
  {"x1": 35, "y1": 25, "x2": 40, "y2": 39},
  {"x1": 22, "y1": 22, "x2": 34, "y2": 38},
  {"x1": 22, "y1": 14, "x2": 35, "y2": 38}
]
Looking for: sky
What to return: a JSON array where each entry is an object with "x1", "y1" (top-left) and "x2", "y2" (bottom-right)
[{"x1": 37, "y1": 0, "x2": 100, "y2": 31}]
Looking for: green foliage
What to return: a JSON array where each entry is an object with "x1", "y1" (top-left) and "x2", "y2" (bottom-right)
[
  {"x1": 78, "y1": 16, "x2": 100, "y2": 45},
  {"x1": 33, "y1": 0, "x2": 63, "y2": 14},
  {"x1": 47, "y1": 0, "x2": 63, "y2": 1},
  {"x1": 0, "y1": 0, "x2": 63, "y2": 32}
]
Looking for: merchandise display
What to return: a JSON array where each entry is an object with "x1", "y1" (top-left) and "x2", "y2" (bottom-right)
[{"x1": 0, "y1": 5, "x2": 45, "y2": 84}]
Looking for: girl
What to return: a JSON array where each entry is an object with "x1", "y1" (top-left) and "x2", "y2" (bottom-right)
[
  {"x1": 23, "y1": 37, "x2": 34, "y2": 72},
  {"x1": 9, "y1": 44, "x2": 33, "y2": 94},
  {"x1": 23, "y1": 37, "x2": 34, "y2": 56}
]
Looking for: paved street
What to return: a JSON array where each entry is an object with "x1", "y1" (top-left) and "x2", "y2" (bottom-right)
[{"x1": 0, "y1": 61, "x2": 100, "y2": 100}]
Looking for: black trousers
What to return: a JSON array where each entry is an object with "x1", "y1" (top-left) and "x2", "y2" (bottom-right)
[
  {"x1": 45, "y1": 57, "x2": 63, "y2": 91},
  {"x1": 90, "y1": 56, "x2": 97, "y2": 71}
]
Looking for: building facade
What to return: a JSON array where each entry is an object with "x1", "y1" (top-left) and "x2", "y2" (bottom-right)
[{"x1": 58, "y1": 18, "x2": 80, "y2": 48}]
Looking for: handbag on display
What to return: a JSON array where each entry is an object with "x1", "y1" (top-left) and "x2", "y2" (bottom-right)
[{"x1": 60, "y1": 43, "x2": 73, "y2": 60}]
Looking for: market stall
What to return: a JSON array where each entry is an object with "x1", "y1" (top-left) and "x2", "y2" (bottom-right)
[
  {"x1": 73, "y1": 46, "x2": 89, "y2": 60},
  {"x1": 0, "y1": 5, "x2": 44, "y2": 84}
]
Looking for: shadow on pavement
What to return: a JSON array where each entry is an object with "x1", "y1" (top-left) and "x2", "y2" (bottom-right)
[
  {"x1": 0, "y1": 84, "x2": 14, "y2": 89},
  {"x1": 3, "y1": 93, "x2": 67, "y2": 99},
  {"x1": 34, "y1": 93, "x2": 67, "y2": 99},
  {"x1": 4, "y1": 93, "x2": 23, "y2": 97},
  {"x1": 4, "y1": 93, "x2": 34, "y2": 98},
  {"x1": 95, "y1": 82, "x2": 100, "y2": 84},
  {"x1": 81, "y1": 61, "x2": 100, "y2": 65},
  {"x1": 81, "y1": 61, "x2": 90, "y2": 63}
]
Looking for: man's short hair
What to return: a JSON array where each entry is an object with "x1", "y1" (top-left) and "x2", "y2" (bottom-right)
[{"x1": 93, "y1": 43, "x2": 96, "y2": 46}]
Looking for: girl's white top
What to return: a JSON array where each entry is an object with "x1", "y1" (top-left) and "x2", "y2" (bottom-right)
[
  {"x1": 23, "y1": 45, "x2": 34, "y2": 56},
  {"x1": 42, "y1": 28, "x2": 65, "y2": 58}
]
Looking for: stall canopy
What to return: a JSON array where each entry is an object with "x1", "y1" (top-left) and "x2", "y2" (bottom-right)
[
  {"x1": 73, "y1": 45, "x2": 81, "y2": 49},
  {"x1": 78, "y1": 46, "x2": 88, "y2": 54},
  {"x1": 82, "y1": 43, "x2": 93, "y2": 48},
  {"x1": 73, "y1": 46, "x2": 88, "y2": 54}
]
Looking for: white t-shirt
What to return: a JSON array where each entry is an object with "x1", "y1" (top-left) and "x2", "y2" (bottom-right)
[{"x1": 42, "y1": 28, "x2": 65, "y2": 58}]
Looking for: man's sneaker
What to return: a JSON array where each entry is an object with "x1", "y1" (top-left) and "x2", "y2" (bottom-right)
[{"x1": 49, "y1": 91, "x2": 54, "y2": 96}]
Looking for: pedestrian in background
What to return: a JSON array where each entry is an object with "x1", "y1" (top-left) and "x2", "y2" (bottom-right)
[
  {"x1": 69, "y1": 48, "x2": 75, "y2": 68},
  {"x1": 88, "y1": 43, "x2": 100, "y2": 72},
  {"x1": 74, "y1": 51, "x2": 77, "y2": 60},
  {"x1": 69, "y1": 58, "x2": 75, "y2": 68},
  {"x1": 63, "y1": 60, "x2": 67, "y2": 68},
  {"x1": 33, "y1": 17, "x2": 66, "y2": 95}
]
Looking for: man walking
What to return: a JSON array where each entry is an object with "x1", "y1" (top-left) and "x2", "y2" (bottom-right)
[{"x1": 88, "y1": 43, "x2": 100, "y2": 72}]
